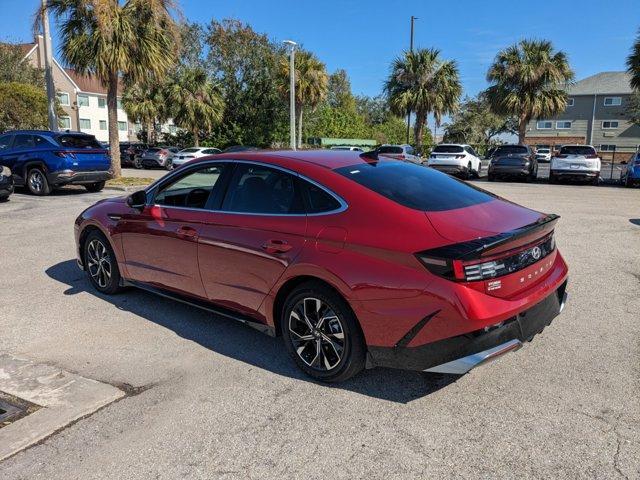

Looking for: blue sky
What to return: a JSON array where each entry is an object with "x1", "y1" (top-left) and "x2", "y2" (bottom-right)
[{"x1": 1, "y1": 0, "x2": 639, "y2": 100}]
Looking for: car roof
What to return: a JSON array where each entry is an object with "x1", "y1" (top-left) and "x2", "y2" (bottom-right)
[{"x1": 435, "y1": 143, "x2": 468, "y2": 147}]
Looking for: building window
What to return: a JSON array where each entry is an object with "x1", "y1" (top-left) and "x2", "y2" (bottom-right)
[
  {"x1": 79, "y1": 118, "x2": 91, "y2": 130},
  {"x1": 602, "y1": 120, "x2": 619, "y2": 129},
  {"x1": 603, "y1": 97, "x2": 622, "y2": 106},
  {"x1": 57, "y1": 92, "x2": 70, "y2": 106},
  {"x1": 566, "y1": 98, "x2": 574, "y2": 107},
  {"x1": 556, "y1": 121, "x2": 572, "y2": 129},
  {"x1": 117, "y1": 99, "x2": 123, "y2": 110},
  {"x1": 98, "y1": 97, "x2": 106, "y2": 108},
  {"x1": 536, "y1": 120, "x2": 552, "y2": 130},
  {"x1": 77, "y1": 94, "x2": 89, "y2": 107},
  {"x1": 117, "y1": 121, "x2": 127, "y2": 131},
  {"x1": 59, "y1": 116, "x2": 71, "y2": 129},
  {"x1": 99, "y1": 120, "x2": 107, "y2": 130},
  {"x1": 600, "y1": 144, "x2": 616, "y2": 151}
]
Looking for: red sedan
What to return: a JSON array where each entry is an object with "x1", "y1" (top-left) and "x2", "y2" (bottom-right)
[{"x1": 74, "y1": 150, "x2": 568, "y2": 382}]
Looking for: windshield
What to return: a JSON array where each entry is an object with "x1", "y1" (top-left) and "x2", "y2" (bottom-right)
[
  {"x1": 537, "y1": 148, "x2": 550, "y2": 153},
  {"x1": 334, "y1": 160, "x2": 494, "y2": 212},
  {"x1": 560, "y1": 146, "x2": 596, "y2": 156},
  {"x1": 378, "y1": 146, "x2": 403, "y2": 154},
  {"x1": 56, "y1": 135, "x2": 102, "y2": 149},
  {"x1": 433, "y1": 145, "x2": 464, "y2": 154},
  {"x1": 494, "y1": 145, "x2": 528, "y2": 155}
]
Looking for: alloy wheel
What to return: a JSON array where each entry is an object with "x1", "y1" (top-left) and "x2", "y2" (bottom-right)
[
  {"x1": 288, "y1": 297, "x2": 345, "y2": 371},
  {"x1": 86, "y1": 239, "x2": 112, "y2": 288},
  {"x1": 29, "y1": 170, "x2": 44, "y2": 193}
]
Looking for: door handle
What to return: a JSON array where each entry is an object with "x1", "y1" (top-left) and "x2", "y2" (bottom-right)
[
  {"x1": 176, "y1": 225, "x2": 198, "y2": 239},
  {"x1": 262, "y1": 239, "x2": 292, "y2": 253}
]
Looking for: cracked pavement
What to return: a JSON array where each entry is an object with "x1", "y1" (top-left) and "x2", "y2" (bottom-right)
[{"x1": 0, "y1": 180, "x2": 638, "y2": 478}]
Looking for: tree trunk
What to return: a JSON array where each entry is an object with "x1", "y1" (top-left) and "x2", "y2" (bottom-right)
[
  {"x1": 107, "y1": 71, "x2": 121, "y2": 178},
  {"x1": 146, "y1": 121, "x2": 153, "y2": 144},
  {"x1": 297, "y1": 105, "x2": 303, "y2": 149},
  {"x1": 518, "y1": 115, "x2": 528, "y2": 145},
  {"x1": 193, "y1": 127, "x2": 199, "y2": 147},
  {"x1": 414, "y1": 112, "x2": 425, "y2": 149}
]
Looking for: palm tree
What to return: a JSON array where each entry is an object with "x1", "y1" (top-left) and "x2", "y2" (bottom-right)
[
  {"x1": 164, "y1": 67, "x2": 224, "y2": 147},
  {"x1": 486, "y1": 39, "x2": 574, "y2": 144},
  {"x1": 385, "y1": 48, "x2": 461, "y2": 149},
  {"x1": 627, "y1": 31, "x2": 640, "y2": 91},
  {"x1": 279, "y1": 50, "x2": 328, "y2": 148},
  {"x1": 41, "y1": 0, "x2": 178, "y2": 177},
  {"x1": 122, "y1": 81, "x2": 167, "y2": 144}
]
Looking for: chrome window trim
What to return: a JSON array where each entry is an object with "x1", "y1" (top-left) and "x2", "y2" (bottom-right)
[{"x1": 145, "y1": 158, "x2": 348, "y2": 217}]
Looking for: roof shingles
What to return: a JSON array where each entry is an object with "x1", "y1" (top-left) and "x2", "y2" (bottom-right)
[{"x1": 567, "y1": 71, "x2": 633, "y2": 95}]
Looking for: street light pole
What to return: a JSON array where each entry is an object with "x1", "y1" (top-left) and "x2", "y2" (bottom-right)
[
  {"x1": 41, "y1": 0, "x2": 58, "y2": 131},
  {"x1": 283, "y1": 40, "x2": 297, "y2": 150},
  {"x1": 406, "y1": 15, "x2": 417, "y2": 144}
]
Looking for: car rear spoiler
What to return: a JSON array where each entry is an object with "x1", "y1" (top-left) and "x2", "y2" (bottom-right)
[{"x1": 419, "y1": 214, "x2": 560, "y2": 261}]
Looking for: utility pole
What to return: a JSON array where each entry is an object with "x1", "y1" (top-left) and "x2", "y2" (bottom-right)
[
  {"x1": 41, "y1": 0, "x2": 58, "y2": 131},
  {"x1": 406, "y1": 16, "x2": 417, "y2": 144},
  {"x1": 283, "y1": 40, "x2": 297, "y2": 150}
]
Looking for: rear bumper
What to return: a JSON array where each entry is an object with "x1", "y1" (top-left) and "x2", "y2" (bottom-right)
[
  {"x1": 48, "y1": 170, "x2": 112, "y2": 186},
  {"x1": 489, "y1": 165, "x2": 531, "y2": 176},
  {"x1": 368, "y1": 280, "x2": 568, "y2": 372},
  {"x1": 142, "y1": 157, "x2": 168, "y2": 167},
  {"x1": 551, "y1": 169, "x2": 599, "y2": 179},
  {"x1": 429, "y1": 164, "x2": 468, "y2": 175}
]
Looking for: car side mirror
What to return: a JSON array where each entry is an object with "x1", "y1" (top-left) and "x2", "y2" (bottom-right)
[{"x1": 127, "y1": 190, "x2": 147, "y2": 210}]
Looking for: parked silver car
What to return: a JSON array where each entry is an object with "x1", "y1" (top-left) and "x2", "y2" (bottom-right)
[
  {"x1": 141, "y1": 147, "x2": 179, "y2": 170},
  {"x1": 377, "y1": 144, "x2": 420, "y2": 164},
  {"x1": 173, "y1": 147, "x2": 221, "y2": 167}
]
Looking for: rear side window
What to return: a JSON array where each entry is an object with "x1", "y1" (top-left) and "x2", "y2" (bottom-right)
[
  {"x1": 222, "y1": 164, "x2": 304, "y2": 214},
  {"x1": 433, "y1": 145, "x2": 464, "y2": 153},
  {"x1": 378, "y1": 146, "x2": 403, "y2": 154},
  {"x1": 301, "y1": 181, "x2": 342, "y2": 213},
  {"x1": 57, "y1": 135, "x2": 102, "y2": 149},
  {"x1": 13, "y1": 135, "x2": 34, "y2": 149},
  {"x1": 334, "y1": 161, "x2": 494, "y2": 212},
  {"x1": 560, "y1": 146, "x2": 596, "y2": 156},
  {"x1": 494, "y1": 145, "x2": 528, "y2": 155},
  {"x1": 0, "y1": 135, "x2": 13, "y2": 150}
]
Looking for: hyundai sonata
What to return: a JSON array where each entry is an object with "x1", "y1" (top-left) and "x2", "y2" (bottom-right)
[{"x1": 74, "y1": 150, "x2": 568, "y2": 382}]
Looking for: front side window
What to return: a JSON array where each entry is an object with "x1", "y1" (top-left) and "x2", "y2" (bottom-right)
[
  {"x1": 59, "y1": 116, "x2": 71, "y2": 129},
  {"x1": 335, "y1": 160, "x2": 494, "y2": 212},
  {"x1": 222, "y1": 164, "x2": 304, "y2": 214},
  {"x1": 154, "y1": 165, "x2": 226, "y2": 209},
  {"x1": 604, "y1": 97, "x2": 622, "y2": 106},
  {"x1": 602, "y1": 121, "x2": 619, "y2": 129},
  {"x1": 0, "y1": 134, "x2": 13, "y2": 150},
  {"x1": 537, "y1": 121, "x2": 552, "y2": 129},
  {"x1": 57, "y1": 91, "x2": 70, "y2": 106},
  {"x1": 556, "y1": 121, "x2": 572, "y2": 129},
  {"x1": 77, "y1": 94, "x2": 89, "y2": 107},
  {"x1": 79, "y1": 118, "x2": 91, "y2": 130}
]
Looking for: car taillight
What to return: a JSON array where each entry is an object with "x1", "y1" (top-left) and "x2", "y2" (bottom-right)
[
  {"x1": 455, "y1": 154, "x2": 465, "y2": 159},
  {"x1": 54, "y1": 151, "x2": 76, "y2": 159},
  {"x1": 417, "y1": 234, "x2": 555, "y2": 282}
]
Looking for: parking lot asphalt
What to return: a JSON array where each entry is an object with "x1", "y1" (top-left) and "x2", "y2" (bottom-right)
[{"x1": 1, "y1": 181, "x2": 639, "y2": 479}]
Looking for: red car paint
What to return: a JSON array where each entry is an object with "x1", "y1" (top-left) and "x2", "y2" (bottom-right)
[{"x1": 74, "y1": 150, "x2": 568, "y2": 369}]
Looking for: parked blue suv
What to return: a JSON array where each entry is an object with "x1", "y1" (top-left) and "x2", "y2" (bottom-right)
[
  {"x1": 621, "y1": 152, "x2": 640, "y2": 188},
  {"x1": 0, "y1": 130, "x2": 112, "y2": 195}
]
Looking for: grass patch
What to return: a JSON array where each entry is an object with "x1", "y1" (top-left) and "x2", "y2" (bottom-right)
[{"x1": 106, "y1": 177, "x2": 155, "y2": 187}]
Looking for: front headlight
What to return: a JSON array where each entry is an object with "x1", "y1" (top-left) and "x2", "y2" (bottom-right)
[{"x1": 1, "y1": 166, "x2": 11, "y2": 178}]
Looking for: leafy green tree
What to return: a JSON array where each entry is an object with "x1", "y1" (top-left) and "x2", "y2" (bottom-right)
[
  {"x1": 485, "y1": 39, "x2": 574, "y2": 144},
  {"x1": 327, "y1": 69, "x2": 356, "y2": 111},
  {"x1": 356, "y1": 95, "x2": 391, "y2": 125},
  {"x1": 0, "y1": 44, "x2": 44, "y2": 86},
  {"x1": 279, "y1": 49, "x2": 329, "y2": 147},
  {"x1": 206, "y1": 19, "x2": 287, "y2": 147},
  {"x1": 627, "y1": 30, "x2": 640, "y2": 91},
  {"x1": 42, "y1": 0, "x2": 179, "y2": 177},
  {"x1": 122, "y1": 81, "x2": 167, "y2": 145},
  {"x1": 305, "y1": 105, "x2": 368, "y2": 139},
  {"x1": 0, "y1": 82, "x2": 48, "y2": 131},
  {"x1": 165, "y1": 67, "x2": 224, "y2": 147},
  {"x1": 385, "y1": 48, "x2": 461, "y2": 149},
  {"x1": 443, "y1": 94, "x2": 516, "y2": 145}
]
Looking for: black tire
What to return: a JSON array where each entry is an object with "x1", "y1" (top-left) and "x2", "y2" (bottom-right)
[
  {"x1": 83, "y1": 230, "x2": 122, "y2": 295},
  {"x1": 0, "y1": 195, "x2": 9, "y2": 202},
  {"x1": 464, "y1": 162, "x2": 472, "y2": 180},
  {"x1": 281, "y1": 281, "x2": 366, "y2": 382},
  {"x1": 85, "y1": 181, "x2": 105, "y2": 193},
  {"x1": 26, "y1": 167, "x2": 51, "y2": 196},
  {"x1": 487, "y1": 173, "x2": 495, "y2": 182},
  {"x1": 625, "y1": 175, "x2": 633, "y2": 188},
  {"x1": 165, "y1": 158, "x2": 173, "y2": 170},
  {"x1": 549, "y1": 173, "x2": 557, "y2": 184},
  {"x1": 134, "y1": 157, "x2": 143, "y2": 169},
  {"x1": 592, "y1": 175, "x2": 600, "y2": 186}
]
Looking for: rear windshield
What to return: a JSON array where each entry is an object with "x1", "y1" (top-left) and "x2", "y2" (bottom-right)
[
  {"x1": 181, "y1": 148, "x2": 200, "y2": 153},
  {"x1": 334, "y1": 161, "x2": 494, "y2": 212},
  {"x1": 378, "y1": 146, "x2": 403, "y2": 154},
  {"x1": 494, "y1": 145, "x2": 528, "y2": 155},
  {"x1": 56, "y1": 135, "x2": 102, "y2": 149},
  {"x1": 146, "y1": 148, "x2": 161, "y2": 153},
  {"x1": 433, "y1": 145, "x2": 464, "y2": 153},
  {"x1": 560, "y1": 146, "x2": 596, "y2": 156}
]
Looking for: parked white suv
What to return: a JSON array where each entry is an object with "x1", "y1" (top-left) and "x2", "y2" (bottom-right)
[
  {"x1": 535, "y1": 147, "x2": 552, "y2": 162},
  {"x1": 377, "y1": 144, "x2": 421, "y2": 163},
  {"x1": 427, "y1": 144, "x2": 482, "y2": 179},
  {"x1": 550, "y1": 145, "x2": 601, "y2": 185},
  {"x1": 330, "y1": 146, "x2": 364, "y2": 152}
]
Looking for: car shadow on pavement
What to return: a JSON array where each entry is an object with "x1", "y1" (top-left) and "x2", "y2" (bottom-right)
[{"x1": 46, "y1": 259, "x2": 458, "y2": 403}]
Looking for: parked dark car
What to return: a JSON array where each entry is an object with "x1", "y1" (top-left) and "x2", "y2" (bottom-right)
[
  {"x1": 120, "y1": 142, "x2": 148, "y2": 169},
  {"x1": 74, "y1": 150, "x2": 568, "y2": 382},
  {"x1": 0, "y1": 166, "x2": 14, "y2": 201},
  {"x1": 488, "y1": 144, "x2": 537, "y2": 182},
  {"x1": 140, "y1": 146, "x2": 179, "y2": 170},
  {"x1": 0, "y1": 130, "x2": 111, "y2": 195}
]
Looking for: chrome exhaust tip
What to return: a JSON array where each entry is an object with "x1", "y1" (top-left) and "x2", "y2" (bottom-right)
[
  {"x1": 424, "y1": 339, "x2": 522, "y2": 375},
  {"x1": 559, "y1": 291, "x2": 568, "y2": 313}
]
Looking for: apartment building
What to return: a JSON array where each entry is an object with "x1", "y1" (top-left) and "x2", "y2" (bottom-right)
[
  {"x1": 17, "y1": 36, "x2": 176, "y2": 142},
  {"x1": 524, "y1": 72, "x2": 640, "y2": 159}
]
